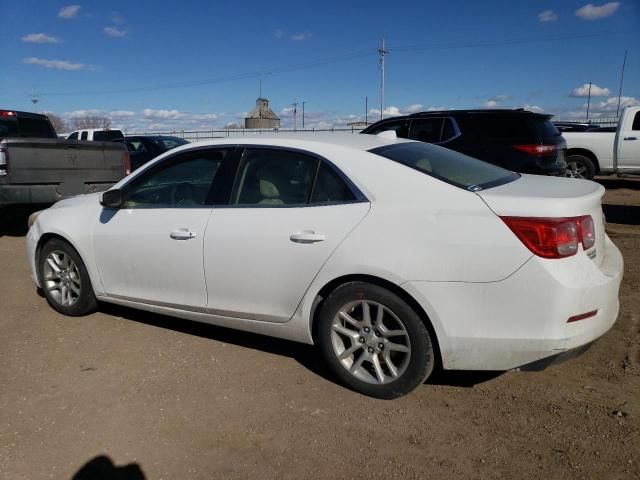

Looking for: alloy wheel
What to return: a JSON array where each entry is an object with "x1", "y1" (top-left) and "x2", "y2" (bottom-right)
[
  {"x1": 43, "y1": 250, "x2": 82, "y2": 307},
  {"x1": 330, "y1": 300, "x2": 411, "y2": 384}
]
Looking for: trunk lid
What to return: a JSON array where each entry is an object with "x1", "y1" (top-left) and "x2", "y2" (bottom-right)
[{"x1": 477, "y1": 174, "x2": 605, "y2": 265}]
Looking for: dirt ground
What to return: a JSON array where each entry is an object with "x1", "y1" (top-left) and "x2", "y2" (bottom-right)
[{"x1": 1, "y1": 177, "x2": 639, "y2": 480}]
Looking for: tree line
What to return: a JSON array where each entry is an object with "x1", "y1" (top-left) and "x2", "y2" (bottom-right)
[{"x1": 46, "y1": 113, "x2": 112, "y2": 134}]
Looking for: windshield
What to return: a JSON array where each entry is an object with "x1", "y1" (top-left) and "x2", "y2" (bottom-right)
[{"x1": 370, "y1": 142, "x2": 519, "y2": 191}]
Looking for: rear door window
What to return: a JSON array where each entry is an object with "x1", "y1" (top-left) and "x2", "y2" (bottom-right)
[
  {"x1": 81, "y1": 131, "x2": 88, "y2": 140},
  {"x1": 366, "y1": 119, "x2": 410, "y2": 138},
  {"x1": 94, "y1": 130, "x2": 124, "y2": 141},
  {"x1": 310, "y1": 163, "x2": 356, "y2": 204},
  {"x1": 232, "y1": 149, "x2": 318, "y2": 206},
  {"x1": 408, "y1": 118, "x2": 444, "y2": 143}
]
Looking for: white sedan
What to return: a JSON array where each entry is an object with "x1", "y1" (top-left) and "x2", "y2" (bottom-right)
[{"x1": 26, "y1": 134, "x2": 623, "y2": 398}]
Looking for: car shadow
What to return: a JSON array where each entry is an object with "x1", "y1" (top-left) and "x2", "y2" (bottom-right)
[
  {"x1": 99, "y1": 302, "x2": 502, "y2": 390},
  {"x1": 595, "y1": 176, "x2": 640, "y2": 191},
  {"x1": 602, "y1": 204, "x2": 640, "y2": 226},
  {"x1": 72, "y1": 455, "x2": 145, "y2": 480}
]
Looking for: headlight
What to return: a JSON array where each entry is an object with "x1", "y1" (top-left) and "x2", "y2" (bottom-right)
[{"x1": 27, "y1": 210, "x2": 42, "y2": 229}]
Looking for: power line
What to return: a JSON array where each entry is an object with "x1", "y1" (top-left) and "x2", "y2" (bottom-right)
[{"x1": 36, "y1": 30, "x2": 630, "y2": 98}]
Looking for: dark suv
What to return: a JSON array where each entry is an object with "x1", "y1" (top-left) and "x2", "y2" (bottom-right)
[{"x1": 361, "y1": 109, "x2": 567, "y2": 176}]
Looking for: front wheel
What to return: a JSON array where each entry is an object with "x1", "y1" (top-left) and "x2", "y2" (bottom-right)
[
  {"x1": 317, "y1": 282, "x2": 435, "y2": 399},
  {"x1": 40, "y1": 238, "x2": 97, "y2": 316}
]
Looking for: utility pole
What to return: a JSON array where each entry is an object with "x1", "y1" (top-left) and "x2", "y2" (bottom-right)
[
  {"x1": 378, "y1": 38, "x2": 388, "y2": 121},
  {"x1": 302, "y1": 101, "x2": 306, "y2": 129},
  {"x1": 616, "y1": 49, "x2": 628, "y2": 118},
  {"x1": 586, "y1": 82, "x2": 592, "y2": 121},
  {"x1": 365, "y1": 96, "x2": 368, "y2": 124},
  {"x1": 292, "y1": 100, "x2": 298, "y2": 131}
]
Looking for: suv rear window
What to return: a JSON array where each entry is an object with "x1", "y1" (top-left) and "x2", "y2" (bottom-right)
[
  {"x1": 94, "y1": 130, "x2": 124, "y2": 141},
  {"x1": 532, "y1": 119, "x2": 561, "y2": 139},
  {"x1": 370, "y1": 142, "x2": 519, "y2": 191}
]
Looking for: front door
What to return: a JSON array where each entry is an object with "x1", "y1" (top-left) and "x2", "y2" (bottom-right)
[
  {"x1": 204, "y1": 147, "x2": 370, "y2": 322},
  {"x1": 94, "y1": 148, "x2": 236, "y2": 309}
]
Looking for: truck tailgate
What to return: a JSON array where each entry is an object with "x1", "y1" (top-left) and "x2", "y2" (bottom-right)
[{"x1": 4, "y1": 138, "x2": 125, "y2": 185}]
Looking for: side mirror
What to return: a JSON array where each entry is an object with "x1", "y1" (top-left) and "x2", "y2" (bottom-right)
[{"x1": 100, "y1": 189, "x2": 123, "y2": 208}]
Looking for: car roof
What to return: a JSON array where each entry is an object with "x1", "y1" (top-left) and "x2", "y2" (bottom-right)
[
  {"x1": 175, "y1": 132, "x2": 414, "y2": 153},
  {"x1": 368, "y1": 109, "x2": 552, "y2": 121}
]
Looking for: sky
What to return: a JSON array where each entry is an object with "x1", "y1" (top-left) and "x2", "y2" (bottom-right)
[{"x1": 1, "y1": 0, "x2": 639, "y2": 132}]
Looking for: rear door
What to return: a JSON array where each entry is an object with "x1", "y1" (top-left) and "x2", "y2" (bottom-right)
[
  {"x1": 618, "y1": 110, "x2": 640, "y2": 172},
  {"x1": 204, "y1": 147, "x2": 370, "y2": 322}
]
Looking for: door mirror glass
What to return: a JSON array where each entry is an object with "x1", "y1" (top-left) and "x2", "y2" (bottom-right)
[{"x1": 100, "y1": 189, "x2": 123, "y2": 208}]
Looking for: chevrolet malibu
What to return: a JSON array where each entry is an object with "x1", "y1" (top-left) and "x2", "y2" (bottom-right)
[{"x1": 26, "y1": 134, "x2": 623, "y2": 398}]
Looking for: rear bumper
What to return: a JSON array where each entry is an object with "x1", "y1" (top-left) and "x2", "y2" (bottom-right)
[
  {"x1": 403, "y1": 235, "x2": 623, "y2": 371},
  {"x1": 0, "y1": 183, "x2": 113, "y2": 206}
]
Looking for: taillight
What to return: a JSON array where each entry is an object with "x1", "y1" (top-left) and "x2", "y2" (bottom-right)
[
  {"x1": 123, "y1": 150, "x2": 131, "y2": 176},
  {"x1": 0, "y1": 147, "x2": 8, "y2": 177},
  {"x1": 512, "y1": 144, "x2": 557, "y2": 156},
  {"x1": 0, "y1": 110, "x2": 16, "y2": 117},
  {"x1": 501, "y1": 215, "x2": 595, "y2": 259},
  {"x1": 577, "y1": 215, "x2": 595, "y2": 250}
]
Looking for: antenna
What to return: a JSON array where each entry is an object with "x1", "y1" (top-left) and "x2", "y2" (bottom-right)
[
  {"x1": 616, "y1": 50, "x2": 627, "y2": 118},
  {"x1": 378, "y1": 38, "x2": 388, "y2": 121}
]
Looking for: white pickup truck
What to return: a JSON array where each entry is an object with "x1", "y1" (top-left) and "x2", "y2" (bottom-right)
[{"x1": 563, "y1": 106, "x2": 640, "y2": 179}]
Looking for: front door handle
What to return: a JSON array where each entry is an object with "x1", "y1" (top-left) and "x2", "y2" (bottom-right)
[
  {"x1": 170, "y1": 228, "x2": 196, "y2": 240},
  {"x1": 623, "y1": 136, "x2": 638, "y2": 141},
  {"x1": 290, "y1": 231, "x2": 326, "y2": 244}
]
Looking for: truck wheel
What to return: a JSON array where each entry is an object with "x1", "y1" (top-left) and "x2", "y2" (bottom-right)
[
  {"x1": 317, "y1": 282, "x2": 435, "y2": 399},
  {"x1": 566, "y1": 154, "x2": 596, "y2": 180},
  {"x1": 40, "y1": 238, "x2": 97, "y2": 316}
]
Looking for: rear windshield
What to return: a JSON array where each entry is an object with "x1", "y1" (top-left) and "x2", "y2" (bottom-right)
[
  {"x1": 370, "y1": 142, "x2": 519, "y2": 191},
  {"x1": 94, "y1": 130, "x2": 124, "y2": 141},
  {"x1": 533, "y1": 119, "x2": 561, "y2": 139},
  {"x1": 0, "y1": 118, "x2": 19, "y2": 137},
  {"x1": 152, "y1": 136, "x2": 188, "y2": 150}
]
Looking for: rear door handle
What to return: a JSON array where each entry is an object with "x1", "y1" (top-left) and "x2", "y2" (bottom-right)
[
  {"x1": 170, "y1": 228, "x2": 196, "y2": 240},
  {"x1": 290, "y1": 231, "x2": 326, "y2": 244},
  {"x1": 623, "y1": 136, "x2": 638, "y2": 141}
]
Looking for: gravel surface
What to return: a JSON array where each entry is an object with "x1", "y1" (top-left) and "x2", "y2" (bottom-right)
[{"x1": 1, "y1": 176, "x2": 639, "y2": 480}]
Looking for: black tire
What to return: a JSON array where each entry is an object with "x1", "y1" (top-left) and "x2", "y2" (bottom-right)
[
  {"x1": 566, "y1": 154, "x2": 596, "y2": 180},
  {"x1": 39, "y1": 238, "x2": 97, "y2": 316},
  {"x1": 317, "y1": 281, "x2": 435, "y2": 399}
]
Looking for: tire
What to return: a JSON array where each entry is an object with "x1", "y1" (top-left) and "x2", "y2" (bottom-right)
[
  {"x1": 39, "y1": 238, "x2": 97, "y2": 316},
  {"x1": 317, "y1": 281, "x2": 435, "y2": 399},
  {"x1": 566, "y1": 154, "x2": 596, "y2": 180}
]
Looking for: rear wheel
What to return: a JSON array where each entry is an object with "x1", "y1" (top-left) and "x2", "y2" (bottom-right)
[
  {"x1": 317, "y1": 282, "x2": 435, "y2": 399},
  {"x1": 566, "y1": 154, "x2": 596, "y2": 180},
  {"x1": 40, "y1": 238, "x2": 97, "y2": 316}
]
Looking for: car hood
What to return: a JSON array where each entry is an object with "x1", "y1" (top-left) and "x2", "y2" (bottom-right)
[{"x1": 49, "y1": 192, "x2": 102, "y2": 210}]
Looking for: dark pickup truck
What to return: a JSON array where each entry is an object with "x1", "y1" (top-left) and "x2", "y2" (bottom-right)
[{"x1": 0, "y1": 109, "x2": 129, "y2": 206}]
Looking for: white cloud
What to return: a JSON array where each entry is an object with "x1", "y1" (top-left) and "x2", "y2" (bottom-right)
[
  {"x1": 538, "y1": 10, "x2": 558, "y2": 22},
  {"x1": 575, "y1": 2, "x2": 620, "y2": 20},
  {"x1": 58, "y1": 5, "x2": 81, "y2": 19},
  {"x1": 291, "y1": 32, "x2": 312, "y2": 41},
  {"x1": 109, "y1": 110, "x2": 135, "y2": 117},
  {"x1": 22, "y1": 57, "x2": 85, "y2": 71},
  {"x1": 489, "y1": 94, "x2": 512, "y2": 102},
  {"x1": 104, "y1": 27, "x2": 127, "y2": 38},
  {"x1": 595, "y1": 96, "x2": 640, "y2": 111},
  {"x1": 143, "y1": 109, "x2": 187, "y2": 120},
  {"x1": 522, "y1": 104, "x2": 544, "y2": 113},
  {"x1": 404, "y1": 103, "x2": 424, "y2": 114},
  {"x1": 21, "y1": 33, "x2": 60, "y2": 44},
  {"x1": 483, "y1": 100, "x2": 499, "y2": 108},
  {"x1": 426, "y1": 106, "x2": 448, "y2": 111},
  {"x1": 274, "y1": 29, "x2": 284, "y2": 39},
  {"x1": 570, "y1": 83, "x2": 612, "y2": 97}
]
